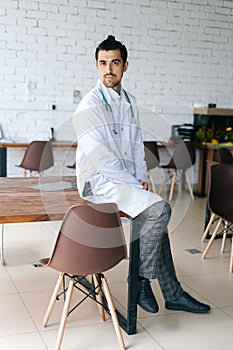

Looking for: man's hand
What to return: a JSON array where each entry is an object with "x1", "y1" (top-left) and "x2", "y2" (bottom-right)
[{"x1": 138, "y1": 179, "x2": 149, "y2": 191}]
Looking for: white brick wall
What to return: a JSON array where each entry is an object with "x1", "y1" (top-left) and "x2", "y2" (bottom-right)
[{"x1": 0, "y1": 0, "x2": 233, "y2": 176}]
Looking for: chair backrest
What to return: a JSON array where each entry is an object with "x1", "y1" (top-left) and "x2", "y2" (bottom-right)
[
  {"x1": 167, "y1": 140, "x2": 196, "y2": 170},
  {"x1": 143, "y1": 141, "x2": 160, "y2": 171},
  {"x1": 47, "y1": 203, "x2": 127, "y2": 275},
  {"x1": 19, "y1": 140, "x2": 54, "y2": 172},
  {"x1": 208, "y1": 163, "x2": 233, "y2": 224},
  {"x1": 218, "y1": 147, "x2": 233, "y2": 164}
]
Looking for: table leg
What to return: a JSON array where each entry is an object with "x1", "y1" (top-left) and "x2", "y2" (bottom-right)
[
  {"x1": 0, "y1": 148, "x2": 7, "y2": 177},
  {"x1": 116, "y1": 219, "x2": 139, "y2": 335},
  {"x1": 194, "y1": 147, "x2": 208, "y2": 197},
  {"x1": 1, "y1": 224, "x2": 5, "y2": 265}
]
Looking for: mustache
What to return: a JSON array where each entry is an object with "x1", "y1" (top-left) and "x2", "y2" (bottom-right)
[{"x1": 104, "y1": 73, "x2": 116, "y2": 77}]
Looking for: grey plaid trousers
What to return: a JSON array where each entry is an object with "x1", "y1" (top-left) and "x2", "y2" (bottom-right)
[{"x1": 133, "y1": 199, "x2": 183, "y2": 301}]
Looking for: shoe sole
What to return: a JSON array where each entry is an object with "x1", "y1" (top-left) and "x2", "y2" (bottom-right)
[
  {"x1": 165, "y1": 305, "x2": 210, "y2": 313},
  {"x1": 138, "y1": 302, "x2": 159, "y2": 313}
]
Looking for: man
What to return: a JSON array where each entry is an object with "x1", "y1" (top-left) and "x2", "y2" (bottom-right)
[{"x1": 73, "y1": 35, "x2": 210, "y2": 314}]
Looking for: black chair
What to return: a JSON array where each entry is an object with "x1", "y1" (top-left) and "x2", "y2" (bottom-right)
[
  {"x1": 158, "y1": 140, "x2": 195, "y2": 201},
  {"x1": 201, "y1": 164, "x2": 233, "y2": 272},
  {"x1": 16, "y1": 140, "x2": 54, "y2": 176},
  {"x1": 218, "y1": 147, "x2": 233, "y2": 164},
  {"x1": 143, "y1": 141, "x2": 160, "y2": 193}
]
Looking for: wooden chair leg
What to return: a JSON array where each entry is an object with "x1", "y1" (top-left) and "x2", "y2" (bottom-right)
[
  {"x1": 229, "y1": 238, "x2": 233, "y2": 272},
  {"x1": 43, "y1": 272, "x2": 64, "y2": 327},
  {"x1": 158, "y1": 171, "x2": 169, "y2": 195},
  {"x1": 101, "y1": 276, "x2": 125, "y2": 350},
  {"x1": 169, "y1": 171, "x2": 176, "y2": 201},
  {"x1": 55, "y1": 279, "x2": 74, "y2": 350},
  {"x1": 148, "y1": 172, "x2": 157, "y2": 193},
  {"x1": 202, "y1": 218, "x2": 223, "y2": 259},
  {"x1": 177, "y1": 170, "x2": 182, "y2": 195},
  {"x1": 93, "y1": 274, "x2": 105, "y2": 321},
  {"x1": 201, "y1": 213, "x2": 216, "y2": 242},
  {"x1": 230, "y1": 256, "x2": 233, "y2": 273},
  {"x1": 185, "y1": 171, "x2": 194, "y2": 200},
  {"x1": 221, "y1": 221, "x2": 228, "y2": 253}
]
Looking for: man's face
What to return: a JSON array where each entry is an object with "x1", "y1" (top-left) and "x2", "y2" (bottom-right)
[{"x1": 96, "y1": 49, "x2": 128, "y2": 94}]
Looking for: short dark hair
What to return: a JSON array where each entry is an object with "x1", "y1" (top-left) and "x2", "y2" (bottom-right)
[{"x1": 95, "y1": 35, "x2": 128, "y2": 64}]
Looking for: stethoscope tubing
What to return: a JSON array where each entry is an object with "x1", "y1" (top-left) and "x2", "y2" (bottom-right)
[{"x1": 99, "y1": 88, "x2": 135, "y2": 127}]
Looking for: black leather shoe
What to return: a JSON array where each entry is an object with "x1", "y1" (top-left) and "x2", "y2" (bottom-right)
[
  {"x1": 165, "y1": 291, "x2": 210, "y2": 313},
  {"x1": 137, "y1": 279, "x2": 159, "y2": 313}
]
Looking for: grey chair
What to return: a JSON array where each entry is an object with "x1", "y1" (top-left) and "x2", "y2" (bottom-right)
[{"x1": 40, "y1": 202, "x2": 127, "y2": 350}]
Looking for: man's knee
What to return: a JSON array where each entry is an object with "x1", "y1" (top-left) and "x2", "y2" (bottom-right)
[
  {"x1": 162, "y1": 200, "x2": 171, "y2": 218},
  {"x1": 148, "y1": 199, "x2": 171, "y2": 220},
  {"x1": 134, "y1": 199, "x2": 171, "y2": 226}
]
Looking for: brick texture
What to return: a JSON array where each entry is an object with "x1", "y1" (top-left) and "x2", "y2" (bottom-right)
[{"x1": 0, "y1": 0, "x2": 232, "y2": 175}]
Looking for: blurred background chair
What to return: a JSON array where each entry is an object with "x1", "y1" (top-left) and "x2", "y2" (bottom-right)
[
  {"x1": 202, "y1": 160, "x2": 220, "y2": 240},
  {"x1": 143, "y1": 141, "x2": 160, "y2": 193},
  {"x1": 16, "y1": 140, "x2": 54, "y2": 176},
  {"x1": 40, "y1": 203, "x2": 127, "y2": 350},
  {"x1": 66, "y1": 162, "x2": 76, "y2": 169},
  {"x1": 201, "y1": 160, "x2": 222, "y2": 246},
  {"x1": 218, "y1": 147, "x2": 233, "y2": 164},
  {"x1": 201, "y1": 163, "x2": 233, "y2": 272},
  {"x1": 158, "y1": 140, "x2": 195, "y2": 201}
]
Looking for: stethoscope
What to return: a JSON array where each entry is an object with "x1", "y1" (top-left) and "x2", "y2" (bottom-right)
[{"x1": 99, "y1": 88, "x2": 135, "y2": 135}]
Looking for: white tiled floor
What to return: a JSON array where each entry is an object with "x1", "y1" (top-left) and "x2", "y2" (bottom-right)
[{"x1": 1, "y1": 193, "x2": 233, "y2": 349}]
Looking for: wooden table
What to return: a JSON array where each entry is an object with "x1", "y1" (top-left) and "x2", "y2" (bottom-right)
[
  {"x1": 0, "y1": 176, "x2": 83, "y2": 261},
  {"x1": 0, "y1": 141, "x2": 77, "y2": 176},
  {"x1": 0, "y1": 175, "x2": 138, "y2": 335}
]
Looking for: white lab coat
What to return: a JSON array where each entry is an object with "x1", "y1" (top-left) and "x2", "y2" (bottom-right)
[{"x1": 73, "y1": 79, "x2": 162, "y2": 218}]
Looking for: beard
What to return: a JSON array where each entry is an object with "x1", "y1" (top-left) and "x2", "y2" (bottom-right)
[{"x1": 103, "y1": 75, "x2": 121, "y2": 91}]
